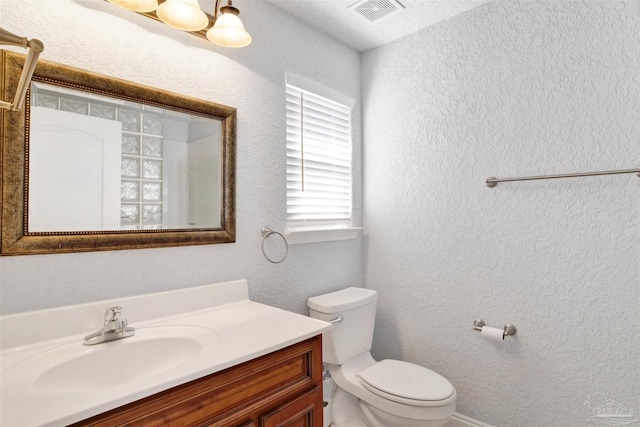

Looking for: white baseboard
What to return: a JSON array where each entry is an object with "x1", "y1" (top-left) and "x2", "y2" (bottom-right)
[
  {"x1": 326, "y1": 410, "x2": 493, "y2": 427},
  {"x1": 448, "y1": 412, "x2": 494, "y2": 427}
]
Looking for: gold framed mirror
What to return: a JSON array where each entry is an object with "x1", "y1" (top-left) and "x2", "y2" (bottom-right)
[{"x1": 0, "y1": 51, "x2": 235, "y2": 255}]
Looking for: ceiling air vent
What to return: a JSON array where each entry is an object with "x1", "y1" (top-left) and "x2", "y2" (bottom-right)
[{"x1": 349, "y1": 0, "x2": 405, "y2": 24}]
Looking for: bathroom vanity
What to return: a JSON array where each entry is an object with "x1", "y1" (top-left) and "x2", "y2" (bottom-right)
[
  {"x1": 73, "y1": 336, "x2": 322, "y2": 426},
  {"x1": 0, "y1": 280, "x2": 330, "y2": 426}
]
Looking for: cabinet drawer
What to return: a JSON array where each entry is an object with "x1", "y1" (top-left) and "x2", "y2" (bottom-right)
[
  {"x1": 72, "y1": 335, "x2": 322, "y2": 427},
  {"x1": 260, "y1": 386, "x2": 323, "y2": 427}
]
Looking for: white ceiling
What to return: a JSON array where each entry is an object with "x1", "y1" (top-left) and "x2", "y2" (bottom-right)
[{"x1": 264, "y1": 0, "x2": 489, "y2": 52}]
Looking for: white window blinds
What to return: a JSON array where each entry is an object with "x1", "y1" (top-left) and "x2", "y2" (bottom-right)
[{"x1": 286, "y1": 81, "x2": 353, "y2": 226}]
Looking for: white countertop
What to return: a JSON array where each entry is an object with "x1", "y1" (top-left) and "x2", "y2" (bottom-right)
[{"x1": 0, "y1": 280, "x2": 331, "y2": 426}]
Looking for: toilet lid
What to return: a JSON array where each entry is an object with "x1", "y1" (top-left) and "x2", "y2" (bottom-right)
[{"x1": 358, "y1": 359, "x2": 454, "y2": 402}]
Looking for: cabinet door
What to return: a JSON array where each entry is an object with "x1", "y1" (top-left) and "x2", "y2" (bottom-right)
[{"x1": 260, "y1": 387, "x2": 322, "y2": 427}]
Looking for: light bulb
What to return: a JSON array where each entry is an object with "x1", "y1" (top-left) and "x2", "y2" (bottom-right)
[
  {"x1": 156, "y1": 0, "x2": 209, "y2": 31},
  {"x1": 107, "y1": 0, "x2": 159, "y2": 13},
  {"x1": 206, "y1": 9, "x2": 251, "y2": 48}
]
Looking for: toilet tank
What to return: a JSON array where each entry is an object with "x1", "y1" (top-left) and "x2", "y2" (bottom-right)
[{"x1": 308, "y1": 287, "x2": 378, "y2": 365}]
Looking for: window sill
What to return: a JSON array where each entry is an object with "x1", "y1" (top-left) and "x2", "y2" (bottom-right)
[{"x1": 284, "y1": 227, "x2": 363, "y2": 245}]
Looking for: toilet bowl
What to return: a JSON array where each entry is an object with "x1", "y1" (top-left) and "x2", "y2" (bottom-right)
[
  {"x1": 308, "y1": 287, "x2": 456, "y2": 427},
  {"x1": 330, "y1": 352, "x2": 456, "y2": 427}
]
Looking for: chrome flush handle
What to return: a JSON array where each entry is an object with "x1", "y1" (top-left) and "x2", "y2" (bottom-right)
[{"x1": 329, "y1": 315, "x2": 344, "y2": 324}]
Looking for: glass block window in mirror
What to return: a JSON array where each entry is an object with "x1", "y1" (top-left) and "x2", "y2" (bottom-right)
[
  {"x1": 118, "y1": 110, "x2": 141, "y2": 132},
  {"x1": 143, "y1": 136, "x2": 163, "y2": 157},
  {"x1": 142, "y1": 205, "x2": 162, "y2": 228},
  {"x1": 33, "y1": 92, "x2": 59, "y2": 109},
  {"x1": 118, "y1": 111, "x2": 164, "y2": 229},
  {"x1": 142, "y1": 182, "x2": 162, "y2": 202},
  {"x1": 121, "y1": 158, "x2": 140, "y2": 178},
  {"x1": 122, "y1": 134, "x2": 140, "y2": 155},
  {"x1": 142, "y1": 159, "x2": 162, "y2": 180},
  {"x1": 90, "y1": 103, "x2": 116, "y2": 120},
  {"x1": 121, "y1": 181, "x2": 140, "y2": 202},
  {"x1": 60, "y1": 98, "x2": 88, "y2": 115},
  {"x1": 121, "y1": 204, "x2": 139, "y2": 225},
  {"x1": 142, "y1": 114, "x2": 163, "y2": 135}
]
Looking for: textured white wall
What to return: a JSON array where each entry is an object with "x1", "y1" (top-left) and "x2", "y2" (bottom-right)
[
  {"x1": 361, "y1": 1, "x2": 639, "y2": 426},
  {"x1": 2, "y1": 1, "x2": 639, "y2": 425},
  {"x1": 0, "y1": 0, "x2": 363, "y2": 315}
]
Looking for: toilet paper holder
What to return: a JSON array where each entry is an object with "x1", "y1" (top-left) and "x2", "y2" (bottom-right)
[{"x1": 473, "y1": 319, "x2": 517, "y2": 337}]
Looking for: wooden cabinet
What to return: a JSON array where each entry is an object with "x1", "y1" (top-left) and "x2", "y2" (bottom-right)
[{"x1": 71, "y1": 335, "x2": 323, "y2": 427}]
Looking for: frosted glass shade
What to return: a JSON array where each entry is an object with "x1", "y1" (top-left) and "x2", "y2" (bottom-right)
[
  {"x1": 206, "y1": 12, "x2": 252, "y2": 48},
  {"x1": 107, "y1": 0, "x2": 158, "y2": 12},
  {"x1": 156, "y1": 0, "x2": 209, "y2": 31}
]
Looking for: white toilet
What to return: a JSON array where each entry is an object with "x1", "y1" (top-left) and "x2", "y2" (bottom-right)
[{"x1": 308, "y1": 287, "x2": 456, "y2": 427}]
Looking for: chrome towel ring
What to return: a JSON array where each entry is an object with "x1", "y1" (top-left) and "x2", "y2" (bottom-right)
[{"x1": 261, "y1": 227, "x2": 289, "y2": 264}]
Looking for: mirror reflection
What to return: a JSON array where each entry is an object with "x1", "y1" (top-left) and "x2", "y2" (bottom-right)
[
  {"x1": 1, "y1": 50, "x2": 235, "y2": 255},
  {"x1": 29, "y1": 82, "x2": 223, "y2": 232}
]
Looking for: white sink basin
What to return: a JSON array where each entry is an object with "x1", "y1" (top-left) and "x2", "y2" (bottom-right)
[{"x1": 3, "y1": 325, "x2": 218, "y2": 394}]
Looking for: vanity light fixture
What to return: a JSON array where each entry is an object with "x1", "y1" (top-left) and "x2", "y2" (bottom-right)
[
  {"x1": 0, "y1": 27, "x2": 44, "y2": 111},
  {"x1": 106, "y1": 0, "x2": 252, "y2": 48}
]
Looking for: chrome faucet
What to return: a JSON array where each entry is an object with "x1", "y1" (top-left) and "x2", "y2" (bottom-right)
[{"x1": 84, "y1": 306, "x2": 135, "y2": 346}]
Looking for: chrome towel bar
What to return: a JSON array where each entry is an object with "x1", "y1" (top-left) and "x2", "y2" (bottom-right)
[{"x1": 486, "y1": 168, "x2": 640, "y2": 188}]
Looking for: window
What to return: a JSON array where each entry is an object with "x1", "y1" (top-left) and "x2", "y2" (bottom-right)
[
  {"x1": 286, "y1": 75, "x2": 354, "y2": 231},
  {"x1": 119, "y1": 110, "x2": 164, "y2": 229}
]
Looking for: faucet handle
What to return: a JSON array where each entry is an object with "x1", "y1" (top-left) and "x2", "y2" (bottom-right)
[{"x1": 104, "y1": 306, "x2": 123, "y2": 323}]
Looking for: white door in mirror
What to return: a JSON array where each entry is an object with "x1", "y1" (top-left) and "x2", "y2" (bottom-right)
[{"x1": 29, "y1": 107, "x2": 122, "y2": 232}]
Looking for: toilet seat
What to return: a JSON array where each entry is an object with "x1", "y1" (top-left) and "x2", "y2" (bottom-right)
[{"x1": 358, "y1": 359, "x2": 454, "y2": 406}]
